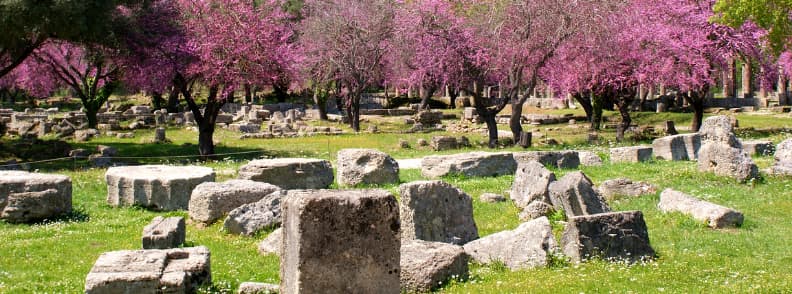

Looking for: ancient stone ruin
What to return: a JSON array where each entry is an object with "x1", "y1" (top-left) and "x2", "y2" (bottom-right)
[
  {"x1": 658, "y1": 189, "x2": 744, "y2": 228},
  {"x1": 421, "y1": 152, "x2": 516, "y2": 179},
  {"x1": 142, "y1": 216, "x2": 186, "y2": 249},
  {"x1": 237, "y1": 158, "x2": 333, "y2": 189},
  {"x1": 561, "y1": 211, "x2": 655, "y2": 263},
  {"x1": 697, "y1": 115, "x2": 759, "y2": 182},
  {"x1": 188, "y1": 180, "x2": 281, "y2": 225},
  {"x1": 280, "y1": 189, "x2": 400, "y2": 293},
  {"x1": 336, "y1": 149, "x2": 399, "y2": 186},
  {"x1": 105, "y1": 165, "x2": 215, "y2": 211},
  {"x1": 399, "y1": 181, "x2": 479, "y2": 245},
  {"x1": 0, "y1": 171, "x2": 72, "y2": 223},
  {"x1": 463, "y1": 217, "x2": 557, "y2": 270}
]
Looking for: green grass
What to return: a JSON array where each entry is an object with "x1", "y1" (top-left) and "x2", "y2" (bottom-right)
[{"x1": 2, "y1": 111, "x2": 792, "y2": 292}]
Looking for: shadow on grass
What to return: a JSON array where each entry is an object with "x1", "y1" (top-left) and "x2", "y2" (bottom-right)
[{"x1": 4, "y1": 206, "x2": 92, "y2": 226}]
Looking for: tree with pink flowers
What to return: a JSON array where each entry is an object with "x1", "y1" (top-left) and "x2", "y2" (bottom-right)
[
  {"x1": 387, "y1": 0, "x2": 484, "y2": 110},
  {"x1": 300, "y1": 0, "x2": 394, "y2": 132}
]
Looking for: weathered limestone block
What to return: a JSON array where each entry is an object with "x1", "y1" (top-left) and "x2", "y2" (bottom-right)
[
  {"x1": 258, "y1": 228, "x2": 282, "y2": 256},
  {"x1": 518, "y1": 201, "x2": 554, "y2": 221},
  {"x1": 238, "y1": 158, "x2": 333, "y2": 189},
  {"x1": 280, "y1": 189, "x2": 400, "y2": 294},
  {"x1": 561, "y1": 211, "x2": 655, "y2": 263},
  {"x1": 336, "y1": 149, "x2": 399, "y2": 186},
  {"x1": 510, "y1": 160, "x2": 555, "y2": 209},
  {"x1": 610, "y1": 146, "x2": 653, "y2": 163},
  {"x1": 513, "y1": 151, "x2": 580, "y2": 169},
  {"x1": 400, "y1": 181, "x2": 478, "y2": 245},
  {"x1": 189, "y1": 180, "x2": 281, "y2": 224},
  {"x1": 430, "y1": 136, "x2": 458, "y2": 151},
  {"x1": 421, "y1": 152, "x2": 516, "y2": 179},
  {"x1": 142, "y1": 216, "x2": 185, "y2": 249},
  {"x1": 85, "y1": 246, "x2": 211, "y2": 294},
  {"x1": 598, "y1": 178, "x2": 657, "y2": 200},
  {"x1": 771, "y1": 139, "x2": 792, "y2": 175},
  {"x1": 414, "y1": 111, "x2": 443, "y2": 125},
  {"x1": 658, "y1": 189, "x2": 744, "y2": 228},
  {"x1": 105, "y1": 165, "x2": 215, "y2": 211},
  {"x1": 463, "y1": 217, "x2": 557, "y2": 270},
  {"x1": 548, "y1": 171, "x2": 610, "y2": 217},
  {"x1": 238, "y1": 282, "x2": 279, "y2": 294},
  {"x1": 400, "y1": 240, "x2": 468, "y2": 293},
  {"x1": 577, "y1": 151, "x2": 603, "y2": 166},
  {"x1": 0, "y1": 171, "x2": 72, "y2": 223},
  {"x1": 698, "y1": 115, "x2": 739, "y2": 146},
  {"x1": 698, "y1": 143, "x2": 759, "y2": 182},
  {"x1": 652, "y1": 133, "x2": 701, "y2": 161},
  {"x1": 742, "y1": 140, "x2": 774, "y2": 156},
  {"x1": 224, "y1": 190, "x2": 287, "y2": 236},
  {"x1": 154, "y1": 127, "x2": 166, "y2": 143}
]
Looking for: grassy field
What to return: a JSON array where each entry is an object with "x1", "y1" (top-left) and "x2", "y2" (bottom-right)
[{"x1": 1, "y1": 110, "x2": 792, "y2": 293}]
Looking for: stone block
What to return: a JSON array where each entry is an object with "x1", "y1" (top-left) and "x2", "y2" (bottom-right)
[
  {"x1": 0, "y1": 171, "x2": 72, "y2": 223},
  {"x1": 258, "y1": 228, "x2": 282, "y2": 256},
  {"x1": 106, "y1": 165, "x2": 215, "y2": 211},
  {"x1": 598, "y1": 178, "x2": 657, "y2": 200},
  {"x1": 280, "y1": 189, "x2": 400, "y2": 294},
  {"x1": 430, "y1": 136, "x2": 458, "y2": 151},
  {"x1": 548, "y1": 171, "x2": 610, "y2": 217},
  {"x1": 463, "y1": 217, "x2": 557, "y2": 270},
  {"x1": 561, "y1": 211, "x2": 655, "y2": 263},
  {"x1": 577, "y1": 151, "x2": 603, "y2": 166},
  {"x1": 85, "y1": 246, "x2": 210, "y2": 294},
  {"x1": 238, "y1": 282, "x2": 279, "y2": 294},
  {"x1": 421, "y1": 152, "x2": 516, "y2": 179},
  {"x1": 742, "y1": 140, "x2": 774, "y2": 156},
  {"x1": 401, "y1": 240, "x2": 468, "y2": 293},
  {"x1": 513, "y1": 151, "x2": 580, "y2": 169},
  {"x1": 510, "y1": 160, "x2": 555, "y2": 209},
  {"x1": 610, "y1": 146, "x2": 653, "y2": 163},
  {"x1": 400, "y1": 181, "x2": 478, "y2": 245},
  {"x1": 771, "y1": 139, "x2": 792, "y2": 176},
  {"x1": 189, "y1": 180, "x2": 281, "y2": 224},
  {"x1": 698, "y1": 143, "x2": 759, "y2": 182},
  {"x1": 658, "y1": 189, "x2": 743, "y2": 228},
  {"x1": 336, "y1": 149, "x2": 399, "y2": 186},
  {"x1": 142, "y1": 216, "x2": 185, "y2": 249},
  {"x1": 224, "y1": 190, "x2": 287, "y2": 236},
  {"x1": 238, "y1": 158, "x2": 333, "y2": 190},
  {"x1": 653, "y1": 134, "x2": 693, "y2": 161}
]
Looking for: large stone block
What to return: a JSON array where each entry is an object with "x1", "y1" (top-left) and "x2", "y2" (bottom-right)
[
  {"x1": 400, "y1": 181, "x2": 478, "y2": 245},
  {"x1": 336, "y1": 149, "x2": 399, "y2": 186},
  {"x1": 742, "y1": 140, "x2": 774, "y2": 156},
  {"x1": 771, "y1": 139, "x2": 792, "y2": 175},
  {"x1": 653, "y1": 134, "x2": 698, "y2": 161},
  {"x1": 142, "y1": 216, "x2": 185, "y2": 249},
  {"x1": 106, "y1": 165, "x2": 215, "y2": 211},
  {"x1": 698, "y1": 115, "x2": 739, "y2": 146},
  {"x1": 598, "y1": 178, "x2": 657, "y2": 200},
  {"x1": 561, "y1": 211, "x2": 655, "y2": 263},
  {"x1": 698, "y1": 143, "x2": 759, "y2": 182},
  {"x1": 510, "y1": 161, "x2": 555, "y2": 209},
  {"x1": 189, "y1": 180, "x2": 281, "y2": 224},
  {"x1": 238, "y1": 158, "x2": 333, "y2": 189},
  {"x1": 281, "y1": 189, "x2": 400, "y2": 294},
  {"x1": 513, "y1": 151, "x2": 580, "y2": 169},
  {"x1": 238, "y1": 282, "x2": 279, "y2": 294},
  {"x1": 421, "y1": 152, "x2": 516, "y2": 179},
  {"x1": 577, "y1": 151, "x2": 603, "y2": 166},
  {"x1": 610, "y1": 146, "x2": 653, "y2": 163},
  {"x1": 463, "y1": 217, "x2": 557, "y2": 270},
  {"x1": 400, "y1": 240, "x2": 468, "y2": 293},
  {"x1": 548, "y1": 171, "x2": 610, "y2": 217},
  {"x1": 0, "y1": 171, "x2": 72, "y2": 223},
  {"x1": 430, "y1": 136, "x2": 458, "y2": 151},
  {"x1": 258, "y1": 228, "x2": 282, "y2": 256},
  {"x1": 224, "y1": 190, "x2": 287, "y2": 236},
  {"x1": 658, "y1": 189, "x2": 743, "y2": 228},
  {"x1": 85, "y1": 246, "x2": 211, "y2": 294}
]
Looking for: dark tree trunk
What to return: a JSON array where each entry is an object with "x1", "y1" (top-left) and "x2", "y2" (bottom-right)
[
  {"x1": 313, "y1": 87, "x2": 329, "y2": 121},
  {"x1": 176, "y1": 74, "x2": 224, "y2": 159},
  {"x1": 345, "y1": 90, "x2": 362, "y2": 132},
  {"x1": 152, "y1": 92, "x2": 163, "y2": 110},
  {"x1": 483, "y1": 113, "x2": 499, "y2": 148},
  {"x1": 614, "y1": 89, "x2": 636, "y2": 142},
  {"x1": 591, "y1": 93, "x2": 604, "y2": 131},
  {"x1": 470, "y1": 81, "x2": 507, "y2": 148},
  {"x1": 167, "y1": 87, "x2": 180, "y2": 113},
  {"x1": 573, "y1": 93, "x2": 593, "y2": 122},
  {"x1": 84, "y1": 103, "x2": 100, "y2": 129},
  {"x1": 225, "y1": 89, "x2": 235, "y2": 104},
  {"x1": 683, "y1": 88, "x2": 707, "y2": 132},
  {"x1": 509, "y1": 100, "x2": 524, "y2": 143},
  {"x1": 419, "y1": 85, "x2": 436, "y2": 110},
  {"x1": 244, "y1": 84, "x2": 253, "y2": 103},
  {"x1": 273, "y1": 83, "x2": 288, "y2": 103},
  {"x1": 449, "y1": 88, "x2": 459, "y2": 109}
]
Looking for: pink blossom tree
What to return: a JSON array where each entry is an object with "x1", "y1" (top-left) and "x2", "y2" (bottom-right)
[
  {"x1": 300, "y1": 0, "x2": 395, "y2": 132},
  {"x1": 387, "y1": 0, "x2": 483, "y2": 110},
  {"x1": 174, "y1": 0, "x2": 298, "y2": 157}
]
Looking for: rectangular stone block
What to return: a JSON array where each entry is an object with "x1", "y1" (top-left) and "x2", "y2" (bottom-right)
[
  {"x1": 281, "y1": 189, "x2": 400, "y2": 294},
  {"x1": 653, "y1": 134, "x2": 690, "y2": 161},
  {"x1": 561, "y1": 211, "x2": 655, "y2": 263},
  {"x1": 658, "y1": 189, "x2": 743, "y2": 228},
  {"x1": 610, "y1": 146, "x2": 653, "y2": 163},
  {"x1": 514, "y1": 151, "x2": 580, "y2": 169},
  {"x1": 742, "y1": 140, "x2": 774, "y2": 156},
  {"x1": 142, "y1": 216, "x2": 186, "y2": 249}
]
